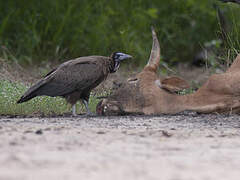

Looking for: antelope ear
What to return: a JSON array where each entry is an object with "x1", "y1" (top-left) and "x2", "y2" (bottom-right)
[{"x1": 160, "y1": 76, "x2": 190, "y2": 93}]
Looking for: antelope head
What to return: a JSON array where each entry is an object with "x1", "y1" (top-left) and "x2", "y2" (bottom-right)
[{"x1": 97, "y1": 27, "x2": 240, "y2": 116}]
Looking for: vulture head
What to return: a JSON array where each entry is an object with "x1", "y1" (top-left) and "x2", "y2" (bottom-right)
[{"x1": 111, "y1": 52, "x2": 132, "y2": 72}]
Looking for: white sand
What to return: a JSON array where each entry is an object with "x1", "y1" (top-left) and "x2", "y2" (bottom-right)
[{"x1": 0, "y1": 115, "x2": 240, "y2": 180}]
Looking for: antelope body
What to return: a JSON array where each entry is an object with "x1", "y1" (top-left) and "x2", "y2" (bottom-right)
[{"x1": 97, "y1": 28, "x2": 240, "y2": 115}]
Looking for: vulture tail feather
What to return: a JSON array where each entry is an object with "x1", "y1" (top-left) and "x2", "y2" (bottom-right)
[{"x1": 17, "y1": 79, "x2": 47, "y2": 103}]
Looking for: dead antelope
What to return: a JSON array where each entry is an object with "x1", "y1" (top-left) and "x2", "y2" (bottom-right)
[{"x1": 96, "y1": 27, "x2": 240, "y2": 115}]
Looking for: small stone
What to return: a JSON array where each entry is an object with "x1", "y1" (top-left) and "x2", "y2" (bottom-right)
[
  {"x1": 206, "y1": 135, "x2": 214, "y2": 138},
  {"x1": 219, "y1": 134, "x2": 227, "y2": 137},
  {"x1": 44, "y1": 127, "x2": 51, "y2": 131},
  {"x1": 96, "y1": 131, "x2": 105, "y2": 134},
  {"x1": 35, "y1": 129, "x2": 43, "y2": 135},
  {"x1": 9, "y1": 141, "x2": 17, "y2": 146},
  {"x1": 24, "y1": 130, "x2": 33, "y2": 134},
  {"x1": 161, "y1": 130, "x2": 172, "y2": 137}
]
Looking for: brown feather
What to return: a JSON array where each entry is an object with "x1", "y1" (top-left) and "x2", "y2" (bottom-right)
[{"x1": 17, "y1": 56, "x2": 114, "y2": 105}]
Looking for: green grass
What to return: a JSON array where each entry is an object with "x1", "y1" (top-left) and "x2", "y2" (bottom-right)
[
  {"x1": 0, "y1": 80, "x2": 101, "y2": 116},
  {"x1": 0, "y1": 0, "x2": 239, "y2": 67},
  {"x1": 178, "y1": 87, "x2": 197, "y2": 95},
  {"x1": 211, "y1": 3, "x2": 240, "y2": 67}
]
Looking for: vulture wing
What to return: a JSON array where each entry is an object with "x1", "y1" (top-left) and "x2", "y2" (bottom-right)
[{"x1": 17, "y1": 57, "x2": 107, "y2": 103}]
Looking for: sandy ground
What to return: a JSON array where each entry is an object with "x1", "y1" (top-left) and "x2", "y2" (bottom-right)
[{"x1": 0, "y1": 114, "x2": 240, "y2": 180}]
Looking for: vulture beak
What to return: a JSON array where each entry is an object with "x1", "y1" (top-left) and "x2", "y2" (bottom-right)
[{"x1": 118, "y1": 53, "x2": 132, "y2": 61}]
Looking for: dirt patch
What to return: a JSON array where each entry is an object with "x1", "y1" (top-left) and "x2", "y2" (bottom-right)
[
  {"x1": 0, "y1": 58, "x2": 37, "y2": 83},
  {"x1": 0, "y1": 114, "x2": 240, "y2": 180}
]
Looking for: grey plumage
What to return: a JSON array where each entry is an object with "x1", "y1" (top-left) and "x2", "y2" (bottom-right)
[{"x1": 17, "y1": 53, "x2": 132, "y2": 116}]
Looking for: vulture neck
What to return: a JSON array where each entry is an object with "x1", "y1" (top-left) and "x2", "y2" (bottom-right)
[{"x1": 109, "y1": 58, "x2": 119, "y2": 73}]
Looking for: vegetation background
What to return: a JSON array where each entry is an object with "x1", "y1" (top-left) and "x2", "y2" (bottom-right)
[
  {"x1": 0, "y1": 0, "x2": 240, "y2": 116},
  {"x1": 0, "y1": 0, "x2": 239, "y2": 67}
]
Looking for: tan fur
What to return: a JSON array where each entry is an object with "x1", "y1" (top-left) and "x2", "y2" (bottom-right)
[
  {"x1": 159, "y1": 76, "x2": 190, "y2": 93},
  {"x1": 97, "y1": 28, "x2": 240, "y2": 115}
]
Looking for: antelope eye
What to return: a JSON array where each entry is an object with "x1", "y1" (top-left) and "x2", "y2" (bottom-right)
[{"x1": 127, "y1": 77, "x2": 138, "y2": 84}]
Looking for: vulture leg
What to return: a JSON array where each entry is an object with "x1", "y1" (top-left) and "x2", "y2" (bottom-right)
[
  {"x1": 82, "y1": 100, "x2": 94, "y2": 116},
  {"x1": 72, "y1": 104, "x2": 77, "y2": 116}
]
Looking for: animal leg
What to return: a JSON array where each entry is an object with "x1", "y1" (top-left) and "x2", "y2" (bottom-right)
[
  {"x1": 82, "y1": 100, "x2": 94, "y2": 116},
  {"x1": 72, "y1": 104, "x2": 77, "y2": 116}
]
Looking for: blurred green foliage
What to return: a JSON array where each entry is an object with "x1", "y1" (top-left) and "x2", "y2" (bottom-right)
[{"x1": 0, "y1": 0, "x2": 239, "y2": 66}]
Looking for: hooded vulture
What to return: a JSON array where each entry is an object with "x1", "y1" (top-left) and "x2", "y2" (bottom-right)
[{"x1": 17, "y1": 52, "x2": 132, "y2": 116}]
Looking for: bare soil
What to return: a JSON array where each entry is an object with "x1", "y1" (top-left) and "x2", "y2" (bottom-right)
[
  {"x1": 1, "y1": 58, "x2": 239, "y2": 179},
  {"x1": 0, "y1": 114, "x2": 240, "y2": 180}
]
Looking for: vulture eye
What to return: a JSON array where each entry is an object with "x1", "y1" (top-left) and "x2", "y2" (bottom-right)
[{"x1": 114, "y1": 54, "x2": 120, "y2": 59}]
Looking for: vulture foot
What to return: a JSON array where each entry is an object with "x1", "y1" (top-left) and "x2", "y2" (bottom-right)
[
  {"x1": 82, "y1": 100, "x2": 95, "y2": 116},
  {"x1": 70, "y1": 114, "x2": 96, "y2": 118},
  {"x1": 72, "y1": 104, "x2": 77, "y2": 117}
]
